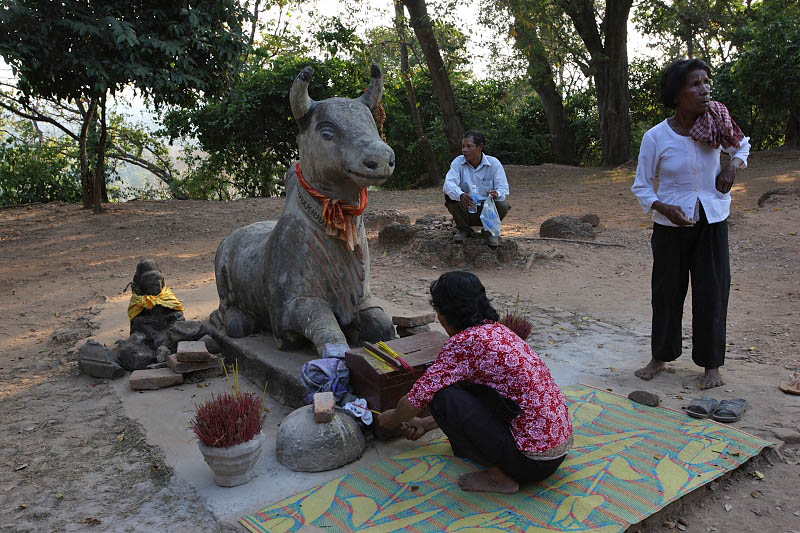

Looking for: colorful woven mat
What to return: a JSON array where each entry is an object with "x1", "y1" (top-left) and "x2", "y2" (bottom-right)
[{"x1": 241, "y1": 384, "x2": 770, "y2": 532}]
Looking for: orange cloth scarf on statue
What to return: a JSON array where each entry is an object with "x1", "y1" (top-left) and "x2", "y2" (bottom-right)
[{"x1": 295, "y1": 161, "x2": 368, "y2": 251}]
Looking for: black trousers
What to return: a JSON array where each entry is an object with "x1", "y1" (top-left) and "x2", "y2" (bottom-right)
[
  {"x1": 444, "y1": 195, "x2": 510, "y2": 232},
  {"x1": 429, "y1": 384, "x2": 564, "y2": 483},
  {"x1": 650, "y1": 205, "x2": 730, "y2": 369}
]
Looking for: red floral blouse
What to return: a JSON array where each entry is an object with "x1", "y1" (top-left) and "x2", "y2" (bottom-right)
[{"x1": 407, "y1": 321, "x2": 573, "y2": 455}]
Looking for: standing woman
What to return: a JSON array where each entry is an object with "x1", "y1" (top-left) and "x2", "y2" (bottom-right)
[
  {"x1": 631, "y1": 58, "x2": 750, "y2": 390},
  {"x1": 377, "y1": 271, "x2": 572, "y2": 493}
]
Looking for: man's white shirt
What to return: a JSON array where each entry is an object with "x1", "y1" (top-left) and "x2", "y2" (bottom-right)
[{"x1": 443, "y1": 154, "x2": 509, "y2": 202}]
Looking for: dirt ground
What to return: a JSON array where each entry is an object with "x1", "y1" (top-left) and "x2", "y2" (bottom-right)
[{"x1": 1, "y1": 149, "x2": 799, "y2": 532}]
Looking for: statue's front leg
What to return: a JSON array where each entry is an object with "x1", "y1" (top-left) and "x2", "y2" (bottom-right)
[{"x1": 281, "y1": 297, "x2": 349, "y2": 356}]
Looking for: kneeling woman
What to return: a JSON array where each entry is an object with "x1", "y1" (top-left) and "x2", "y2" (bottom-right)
[{"x1": 377, "y1": 271, "x2": 573, "y2": 493}]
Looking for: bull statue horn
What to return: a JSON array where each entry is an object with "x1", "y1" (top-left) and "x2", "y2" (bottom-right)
[
  {"x1": 359, "y1": 63, "x2": 383, "y2": 111},
  {"x1": 290, "y1": 66, "x2": 315, "y2": 119}
]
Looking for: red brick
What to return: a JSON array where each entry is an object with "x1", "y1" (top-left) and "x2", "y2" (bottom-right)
[
  {"x1": 313, "y1": 392, "x2": 335, "y2": 423},
  {"x1": 184, "y1": 365, "x2": 225, "y2": 382},
  {"x1": 391, "y1": 313, "x2": 436, "y2": 328},
  {"x1": 130, "y1": 368, "x2": 184, "y2": 390},
  {"x1": 176, "y1": 340, "x2": 211, "y2": 362},
  {"x1": 167, "y1": 353, "x2": 220, "y2": 374}
]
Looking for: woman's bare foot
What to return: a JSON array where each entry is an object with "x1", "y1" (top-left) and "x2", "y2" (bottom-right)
[
  {"x1": 457, "y1": 466, "x2": 519, "y2": 493},
  {"x1": 700, "y1": 368, "x2": 725, "y2": 389},
  {"x1": 635, "y1": 359, "x2": 666, "y2": 381}
]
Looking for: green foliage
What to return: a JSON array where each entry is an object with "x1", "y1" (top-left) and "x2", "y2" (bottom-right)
[
  {"x1": 628, "y1": 57, "x2": 669, "y2": 158},
  {"x1": 384, "y1": 72, "x2": 553, "y2": 188},
  {"x1": 563, "y1": 89, "x2": 600, "y2": 166},
  {"x1": 713, "y1": 0, "x2": 800, "y2": 149},
  {"x1": 0, "y1": 0, "x2": 250, "y2": 209},
  {"x1": 0, "y1": 0, "x2": 250, "y2": 106},
  {"x1": 633, "y1": 0, "x2": 744, "y2": 62},
  {"x1": 0, "y1": 123, "x2": 81, "y2": 206}
]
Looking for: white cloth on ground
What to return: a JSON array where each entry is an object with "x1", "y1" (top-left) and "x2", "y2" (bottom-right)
[{"x1": 343, "y1": 398, "x2": 373, "y2": 425}]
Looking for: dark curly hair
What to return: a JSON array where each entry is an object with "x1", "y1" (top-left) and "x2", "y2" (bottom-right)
[
  {"x1": 429, "y1": 271, "x2": 498, "y2": 333},
  {"x1": 660, "y1": 58, "x2": 711, "y2": 109}
]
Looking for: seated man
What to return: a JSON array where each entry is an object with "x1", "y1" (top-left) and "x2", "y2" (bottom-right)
[{"x1": 443, "y1": 130, "x2": 511, "y2": 247}]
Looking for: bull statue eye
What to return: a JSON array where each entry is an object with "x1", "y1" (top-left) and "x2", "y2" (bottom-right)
[{"x1": 320, "y1": 127, "x2": 335, "y2": 140}]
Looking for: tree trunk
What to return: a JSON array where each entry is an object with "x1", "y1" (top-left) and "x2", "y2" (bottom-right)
[
  {"x1": 243, "y1": 0, "x2": 261, "y2": 62},
  {"x1": 512, "y1": 17, "x2": 577, "y2": 165},
  {"x1": 784, "y1": 111, "x2": 800, "y2": 149},
  {"x1": 79, "y1": 96, "x2": 99, "y2": 209},
  {"x1": 93, "y1": 93, "x2": 107, "y2": 213},
  {"x1": 394, "y1": 1, "x2": 441, "y2": 186},
  {"x1": 401, "y1": 0, "x2": 463, "y2": 159},
  {"x1": 559, "y1": 0, "x2": 633, "y2": 166}
]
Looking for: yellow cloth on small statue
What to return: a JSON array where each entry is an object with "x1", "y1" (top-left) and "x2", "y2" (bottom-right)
[{"x1": 127, "y1": 287, "x2": 184, "y2": 321}]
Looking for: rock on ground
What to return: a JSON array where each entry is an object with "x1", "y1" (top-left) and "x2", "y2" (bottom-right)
[
  {"x1": 363, "y1": 209, "x2": 411, "y2": 232},
  {"x1": 540, "y1": 215, "x2": 596, "y2": 239}
]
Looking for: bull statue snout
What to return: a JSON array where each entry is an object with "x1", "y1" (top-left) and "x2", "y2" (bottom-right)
[{"x1": 357, "y1": 138, "x2": 395, "y2": 181}]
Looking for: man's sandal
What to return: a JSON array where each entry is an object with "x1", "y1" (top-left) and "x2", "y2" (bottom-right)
[
  {"x1": 687, "y1": 397, "x2": 718, "y2": 419},
  {"x1": 711, "y1": 398, "x2": 747, "y2": 423}
]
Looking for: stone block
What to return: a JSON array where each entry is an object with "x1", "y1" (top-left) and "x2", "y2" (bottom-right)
[
  {"x1": 184, "y1": 365, "x2": 225, "y2": 382},
  {"x1": 117, "y1": 334, "x2": 156, "y2": 371},
  {"x1": 155, "y1": 345, "x2": 171, "y2": 363},
  {"x1": 392, "y1": 313, "x2": 436, "y2": 328},
  {"x1": 167, "y1": 353, "x2": 220, "y2": 374},
  {"x1": 79, "y1": 359, "x2": 126, "y2": 380},
  {"x1": 396, "y1": 324, "x2": 432, "y2": 338},
  {"x1": 170, "y1": 320, "x2": 206, "y2": 341},
  {"x1": 176, "y1": 340, "x2": 211, "y2": 362},
  {"x1": 200, "y1": 334, "x2": 221, "y2": 355},
  {"x1": 77, "y1": 339, "x2": 125, "y2": 379},
  {"x1": 130, "y1": 368, "x2": 184, "y2": 390},
  {"x1": 313, "y1": 392, "x2": 335, "y2": 423}
]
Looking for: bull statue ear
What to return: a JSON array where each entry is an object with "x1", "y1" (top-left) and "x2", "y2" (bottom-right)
[
  {"x1": 359, "y1": 63, "x2": 383, "y2": 111},
  {"x1": 290, "y1": 66, "x2": 315, "y2": 120}
]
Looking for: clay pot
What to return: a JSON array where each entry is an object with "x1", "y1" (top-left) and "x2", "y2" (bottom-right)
[{"x1": 197, "y1": 431, "x2": 265, "y2": 487}]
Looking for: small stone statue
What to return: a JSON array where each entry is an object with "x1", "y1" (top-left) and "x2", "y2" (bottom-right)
[{"x1": 127, "y1": 259, "x2": 185, "y2": 338}]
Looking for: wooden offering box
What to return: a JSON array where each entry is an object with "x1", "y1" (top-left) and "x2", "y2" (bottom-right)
[{"x1": 345, "y1": 331, "x2": 447, "y2": 413}]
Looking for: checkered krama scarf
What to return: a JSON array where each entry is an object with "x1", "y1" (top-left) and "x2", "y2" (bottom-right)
[{"x1": 689, "y1": 101, "x2": 744, "y2": 149}]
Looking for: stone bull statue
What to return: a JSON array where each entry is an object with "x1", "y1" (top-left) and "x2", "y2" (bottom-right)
[{"x1": 215, "y1": 64, "x2": 396, "y2": 356}]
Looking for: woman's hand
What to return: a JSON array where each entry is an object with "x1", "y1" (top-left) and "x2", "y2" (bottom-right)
[
  {"x1": 715, "y1": 160, "x2": 739, "y2": 194},
  {"x1": 652, "y1": 201, "x2": 694, "y2": 226},
  {"x1": 377, "y1": 395, "x2": 424, "y2": 431},
  {"x1": 400, "y1": 417, "x2": 428, "y2": 440},
  {"x1": 377, "y1": 408, "x2": 399, "y2": 430}
]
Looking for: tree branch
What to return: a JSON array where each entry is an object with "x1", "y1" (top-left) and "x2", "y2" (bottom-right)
[
  {"x1": 108, "y1": 151, "x2": 174, "y2": 184},
  {"x1": 0, "y1": 98, "x2": 79, "y2": 140}
]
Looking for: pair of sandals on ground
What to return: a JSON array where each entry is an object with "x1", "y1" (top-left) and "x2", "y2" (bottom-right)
[{"x1": 687, "y1": 397, "x2": 747, "y2": 423}]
